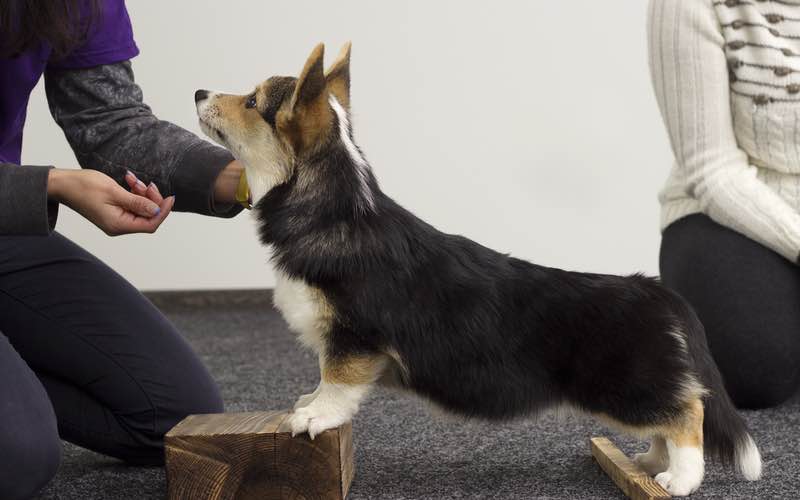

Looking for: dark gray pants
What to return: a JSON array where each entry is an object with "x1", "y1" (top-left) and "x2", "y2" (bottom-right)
[
  {"x1": 661, "y1": 213, "x2": 800, "y2": 409},
  {"x1": 0, "y1": 233, "x2": 224, "y2": 500}
]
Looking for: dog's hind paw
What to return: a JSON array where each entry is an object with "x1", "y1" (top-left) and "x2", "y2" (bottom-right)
[
  {"x1": 633, "y1": 451, "x2": 668, "y2": 476},
  {"x1": 655, "y1": 471, "x2": 701, "y2": 497}
]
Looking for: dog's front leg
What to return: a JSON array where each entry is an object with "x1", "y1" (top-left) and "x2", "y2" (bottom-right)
[
  {"x1": 288, "y1": 353, "x2": 386, "y2": 439},
  {"x1": 293, "y1": 355, "x2": 325, "y2": 410},
  {"x1": 293, "y1": 385, "x2": 321, "y2": 410}
]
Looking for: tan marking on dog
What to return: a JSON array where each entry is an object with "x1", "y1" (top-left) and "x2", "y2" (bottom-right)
[
  {"x1": 276, "y1": 96, "x2": 332, "y2": 158},
  {"x1": 661, "y1": 398, "x2": 704, "y2": 448},
  {"x1": 197, "y1": 43, "x2": 357, "y2": 199},
  {"x1": 273, "y1": 43, "x2": 334, "y2": 156},
  {"x1": 323, "y1": 354, "x2": 388, "y2": 385},
  {"x1": 290, "y1": 43, "x2": 325, "y2": 111},
  {"x1": 325, "y1": 42, "x2": 352, "y2": 109},
  {"x1": 592, "y1": 396, "x2": 705, "y2": 454},
  {"x1": 195, "y1": 79, "x2": 294, "y2": 200}
]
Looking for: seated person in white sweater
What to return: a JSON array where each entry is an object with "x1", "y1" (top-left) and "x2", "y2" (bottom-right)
[{"x1": 650, "y1": 0, "x2": 800, "y2": 408}]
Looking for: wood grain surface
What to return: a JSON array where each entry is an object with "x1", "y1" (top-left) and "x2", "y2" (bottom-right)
[
  {"x1": 165, "y1": 411, "x2": 354, "y2": 500},
  {"x1": 590, "y1": 437, "x2": 670, "y2": 500}
]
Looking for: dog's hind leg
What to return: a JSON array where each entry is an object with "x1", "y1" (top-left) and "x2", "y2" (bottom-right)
[
  {"x1": 633, "y1": 436, "x2": 669, "y2": 476},
  {"x1": 288, "y1": 353, "x2": 388, "y2": 439},
  {"x1": 654, "y1": 398, "x2": 705, "y2": 497}
]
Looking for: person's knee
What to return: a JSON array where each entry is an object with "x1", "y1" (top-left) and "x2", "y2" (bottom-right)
[
  {"x1": 0, "y1": 418, "x2": 61, "y2": 500},
  {"x1": 730, "y1": 375, "x2": 799, "y2": 409},
  {"x1": 111, "y1": 364, "x2": 224, "y2": 465},
  {"x1": 116, "y1": 390, "x2": 224, "y2": 466},
  {"x1": 165, "y1": 373, "x2": 224, "y2": 423},
  {"x1": 162, "y1": 386, "x2": 224, "y2": 430},
  {"x1": 145, "y1": 372, "x2": 225, "y2": 441},
  {"x1": 726, "y1": 350, "x2": 800, "y2": 409},
  {"x1": 134, "y1": 382, "x2": 223, "y2": 442}
]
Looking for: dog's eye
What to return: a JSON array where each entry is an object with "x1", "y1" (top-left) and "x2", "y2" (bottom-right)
[{"x1": 245, "y1": 95, "x2": 257, "y2": 109}]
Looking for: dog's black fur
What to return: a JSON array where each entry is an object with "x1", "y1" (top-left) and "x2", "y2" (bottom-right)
[
  {"x1": 254, "y1": 88, "x2": 752, "y2": 467},
  {"x1": 185, "y1": 44, "x2": 763, "y2": 493}
]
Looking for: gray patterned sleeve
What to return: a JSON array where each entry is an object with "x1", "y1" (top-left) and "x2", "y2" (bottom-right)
[
  {"x1": 44, "y1": 61, "x2": 242, "y2": 218},
  {"x1": 0, "y1": 164, "x2": 58, "y2": 235}
]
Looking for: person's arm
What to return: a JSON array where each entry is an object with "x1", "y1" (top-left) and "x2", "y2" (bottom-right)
[
  {"x1": 49, "y1": 168, "x2": 174, "y2": 236},
  {"x1": 648, "y1": 0, "x2": 800, "y2": 263},
  {"x1": 0, "y1": 163, "x2": 173, "y2": 236},
  {"x1": 43, "y1": 60, "x2": 243, "y2": 217},
  {"x1": 0, "y1": 164, "x2": 58, "y2": 235}
]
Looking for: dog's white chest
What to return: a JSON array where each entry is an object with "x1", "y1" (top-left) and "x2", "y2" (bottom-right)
[{"x1": 273, "y1": 270, "x2": 332, "y2": 353}]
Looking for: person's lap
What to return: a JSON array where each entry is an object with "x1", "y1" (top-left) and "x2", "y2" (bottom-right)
[
  {"x1": 661, "y1": 213, "x2": 800, "y2": 409},
  {"x1": 0, "y1": 232, "x2": 223, "y2": 498}
]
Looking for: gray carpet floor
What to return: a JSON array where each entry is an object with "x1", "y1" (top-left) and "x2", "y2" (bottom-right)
[{"x1": 36, "y1": 291, "x2": 799, "y2": 499}]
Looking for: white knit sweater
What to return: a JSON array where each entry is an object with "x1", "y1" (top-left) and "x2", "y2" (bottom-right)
[{"x1": 649, "y1": 0, "x2": 800, "y2": 262}]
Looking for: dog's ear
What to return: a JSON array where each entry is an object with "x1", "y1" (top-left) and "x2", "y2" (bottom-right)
[
  {"x1": 325, "y1": 42, "x2": 351, "y2": 109},
  {"x1": 290, "y1": 43, "x2": 326, "y2": 112}
]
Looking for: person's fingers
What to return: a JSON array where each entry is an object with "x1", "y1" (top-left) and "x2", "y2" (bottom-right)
[
  {"x1": 118, "y1": 189, "x2": 161, "y2": 218},
  {"x1": 118, "y1": 196, "x2": 175, "y2": 234},
  {"x1": 153, "y1": 195, "x2": 174, "y2": 223},
  {"x1": 124, "y1": 170, "x2": 137, "y2": 189},
  {"x1": 124, "y1": 170, "x2": 148, "y2": 196},
  {"x1": 146, "y1": 182, "x2": 164, "y2": 204},
  {"x1": 124, "y1": 172, "x2": 163, "y2": 205},
  {"x1": 112, "y1": 216, "x2": 155, "y2": 235}
]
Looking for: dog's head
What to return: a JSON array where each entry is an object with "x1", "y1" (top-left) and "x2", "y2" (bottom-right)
[{"x1": 195, "y1": 42, "x2": 352, "y2": 202}]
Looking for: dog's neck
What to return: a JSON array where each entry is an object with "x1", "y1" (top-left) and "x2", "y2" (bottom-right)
[
  {"x1": 256, "y1": 141, "x2": 378, "y2": 229},
  {"x1": 327, "y1": 95, "x2": 375, "y2": 214},
  {"x1": 254, "y1": 124, "x2": 385, "y2": 282}
]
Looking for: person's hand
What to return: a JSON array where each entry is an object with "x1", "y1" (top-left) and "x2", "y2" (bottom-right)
[
  {"x1": 123, "y1": 170, "x2": 169, "y2": 209},
  {"x1": 47, "y1": 169, "x2": 175, "y2": 236}
]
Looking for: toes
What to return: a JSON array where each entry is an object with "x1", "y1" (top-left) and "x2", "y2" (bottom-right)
[
  {"x1": 307, "y1": 415, "x2": 345, "y2": 439},
  {"x1": 288, "y1": 409, "x2": 311, "y2": 437},
  {"x1": 655, "y1": 471, "x2": 700, "y2": 497},
  {"x1": 288, "y1": 406, "x2": 349, "y2": 440}
]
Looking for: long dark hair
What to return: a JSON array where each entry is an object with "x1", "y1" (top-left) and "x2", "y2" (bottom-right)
[{"x1": 0, "y1": 0, "x2": 101, "y2": 59}]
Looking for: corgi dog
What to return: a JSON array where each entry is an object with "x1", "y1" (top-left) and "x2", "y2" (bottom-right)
[{"x1": 195, "y1": 43, "x2": 762, "y2": 496}]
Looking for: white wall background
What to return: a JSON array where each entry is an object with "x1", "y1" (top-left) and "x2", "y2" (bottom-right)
[{"x1": 21, "y1": 0, "x2": 672, "y2": 291}]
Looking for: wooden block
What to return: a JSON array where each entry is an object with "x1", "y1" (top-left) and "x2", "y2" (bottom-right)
[
  {"x1": 590, "y1": 437, "x2": 670, "y2": 500},
  {"x1": 165, "y1": 411, "x2": 354, "y2": 500}
]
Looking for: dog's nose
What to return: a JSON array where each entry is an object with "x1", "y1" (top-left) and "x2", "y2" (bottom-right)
[{"x1": 195, "y1": 89, "x2": 210, "y2": 103}]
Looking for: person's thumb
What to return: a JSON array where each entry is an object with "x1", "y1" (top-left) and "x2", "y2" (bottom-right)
[{"x1": 120, "y1": 190, "x2": 161, "y2": 218}]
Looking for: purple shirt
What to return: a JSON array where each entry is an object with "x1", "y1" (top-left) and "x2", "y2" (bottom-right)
[{"x1": 0, "y1": 0, "x2": 139, "y2": 164}]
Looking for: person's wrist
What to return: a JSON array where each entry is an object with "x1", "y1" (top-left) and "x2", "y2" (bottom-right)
[
  {"x1": 47, "y1": 168, "x2": 92, "y2": 207},
  {"x1": 47, "y1": 168, "x2": 74, "y2": 204}
]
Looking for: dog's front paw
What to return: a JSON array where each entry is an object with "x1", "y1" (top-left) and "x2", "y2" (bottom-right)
[
  {"x1": 289, "y1": 403, "x2": 351, "y2": 439},
  {"x1": 655, "y1": 471, "x2": 701, "y2": 497},
  {"x1": 293, "y1": 391, "x2": 318, "y2": 410}
]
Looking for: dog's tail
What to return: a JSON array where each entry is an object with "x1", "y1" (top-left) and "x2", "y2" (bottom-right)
[{"x1": 680, "y1": 299, "x2": 762, "y2": 481}]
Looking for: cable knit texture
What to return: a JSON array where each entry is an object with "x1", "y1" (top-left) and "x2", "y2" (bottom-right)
[{"x1": 649, "y1": 0, "x2": 800, "y2": 262}]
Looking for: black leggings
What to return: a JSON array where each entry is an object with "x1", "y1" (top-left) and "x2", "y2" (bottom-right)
[
  {"x1": 0, "y1": 233, "x2": 224, "y2": 500},
  {"x1": 661, "y1": 213, "x2": 800, "y2": 409}
]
